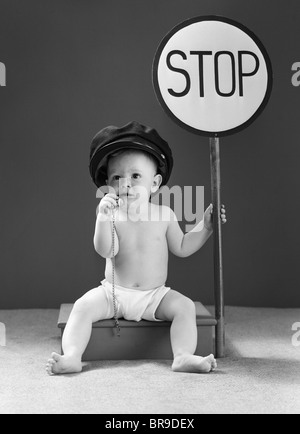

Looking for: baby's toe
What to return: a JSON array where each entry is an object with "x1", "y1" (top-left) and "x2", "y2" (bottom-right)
[
  {"x1": 207, "y1": 354, "x2": 216, "y2": 370},
  {"x1": 46, "y1": 362, "x2": 54, "y2": 376},
  {"x1": 212, "y1": 359, "x2": 218, "y2": 371},
  {"x1": 46, "y1": 356, "x2": 58, "y2": 374}
]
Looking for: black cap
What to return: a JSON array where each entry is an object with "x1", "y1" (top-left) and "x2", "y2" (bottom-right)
[{"x1": 89, "y1": 121, "x2": 173, "y2": 187}]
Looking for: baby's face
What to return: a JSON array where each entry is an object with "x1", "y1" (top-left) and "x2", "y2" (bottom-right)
[{"x1": 106, "y1": 151, "x2": 161, "y2": 206}]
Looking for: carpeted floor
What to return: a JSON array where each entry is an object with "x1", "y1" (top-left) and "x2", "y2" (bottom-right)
[{"x1": 0, "y1": 307, "x2": 299, "y2": 414}]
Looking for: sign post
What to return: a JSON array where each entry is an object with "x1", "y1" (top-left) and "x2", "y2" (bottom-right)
[
  {"x1": 209, "y1": 136, "x2": 225, "y2": 356},
  {"x1": 153, "y1": 15, "x2": 272, "y2": 358}
]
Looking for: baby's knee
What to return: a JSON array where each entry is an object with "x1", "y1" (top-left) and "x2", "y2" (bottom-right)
[
  {"x1": 72, "y1": 289, "x2": 108, "y2": 322},
  {"x1": 177, "y1": 296, "x2": 196, "y2": 317},
  {"x1": 73, "y1": 295, "x2": 94, "y2": 315}
]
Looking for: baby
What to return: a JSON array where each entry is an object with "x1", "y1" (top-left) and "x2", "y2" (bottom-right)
[{"x1": 46, "y1": 121, "x2": 226, "y2": 376}]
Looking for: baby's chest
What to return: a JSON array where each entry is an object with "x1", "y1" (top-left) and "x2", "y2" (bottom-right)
[{"x1": 116, "y1": 221, "x2": 167, "y2": 250}]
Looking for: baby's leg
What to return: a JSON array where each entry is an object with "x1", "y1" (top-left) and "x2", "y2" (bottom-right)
[
  {"x1": 155, "y1": 290, "x2": 217, "y2": 373},
  {"x1": 46, "y1": 287, "x2": 109, "y2": 375}
]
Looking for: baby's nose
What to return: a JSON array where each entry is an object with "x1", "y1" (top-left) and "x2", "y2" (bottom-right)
[{"x1": 119, "y1": 177, "x2": 131, "y2": 190}]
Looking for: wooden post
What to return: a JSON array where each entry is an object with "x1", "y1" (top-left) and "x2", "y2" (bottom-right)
[{"x1": 209, "y1": 137, "x2": 225, "y2": 358}]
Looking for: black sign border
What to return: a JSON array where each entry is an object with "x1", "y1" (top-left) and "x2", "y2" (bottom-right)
[{"x1": 152, "y1": 15, "x2": 273, "y2": 137}]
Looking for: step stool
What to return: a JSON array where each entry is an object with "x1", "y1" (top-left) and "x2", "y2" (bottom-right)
[{"x1": 58, "y1": 302, "x2": 217, "y2": 361}]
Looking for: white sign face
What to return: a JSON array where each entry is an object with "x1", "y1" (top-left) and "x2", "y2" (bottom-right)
[{"x1": 153, "y1": 16, "x2": 272, "y2": 137}]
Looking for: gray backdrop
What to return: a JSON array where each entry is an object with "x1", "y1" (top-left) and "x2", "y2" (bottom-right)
[{"x1": 0, "y1": 0, "x2": 299, "y2": 308}]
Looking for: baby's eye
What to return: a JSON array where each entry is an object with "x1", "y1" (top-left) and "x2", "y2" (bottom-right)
[
  {"x1": 112, "y1": 175, "x2": 120, "y2": 181},
  {"x1": 132, "y1": 173, "x2": 141, "y2": 180}
]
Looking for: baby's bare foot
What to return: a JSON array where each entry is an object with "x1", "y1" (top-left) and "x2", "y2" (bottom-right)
[
  {"x1": 46, "y1": 352, "x2": 82, "y2": 376},
  {"x1": 172, "y1": 354, "x2": 217, "y2": 374}
]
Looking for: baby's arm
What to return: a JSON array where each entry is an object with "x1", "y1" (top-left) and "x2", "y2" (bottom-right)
[
  {"x1": 93, "y1": 193, "x2": 119, "y2": 258},
  {"x1": 166, "y1": 204, "x2": 226, "y2": 258}
]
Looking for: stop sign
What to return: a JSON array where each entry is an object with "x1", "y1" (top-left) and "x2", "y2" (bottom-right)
[{"x1": 153, "y1": 16, "x2": 273, "y2": 137}]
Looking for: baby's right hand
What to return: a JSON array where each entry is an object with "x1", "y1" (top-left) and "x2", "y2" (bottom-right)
[{"x1": 98, "y1": 193, "x2": 120, "y2": 216}]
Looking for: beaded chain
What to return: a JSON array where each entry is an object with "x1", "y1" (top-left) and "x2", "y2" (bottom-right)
[{"x1": 112, "y1": 207, "x2": 121, "y2": 337}]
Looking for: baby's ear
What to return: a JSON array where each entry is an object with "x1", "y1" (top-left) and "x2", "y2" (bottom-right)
[{"x1": 151, "y1": 174, "x2": 162, "y2": 193}]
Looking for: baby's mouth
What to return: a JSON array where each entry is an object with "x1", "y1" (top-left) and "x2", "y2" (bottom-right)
[{"x1": 119, "y1": 193, "x2": 136, "y2": 201}]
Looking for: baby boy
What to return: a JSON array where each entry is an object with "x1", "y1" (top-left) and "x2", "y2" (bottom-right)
[{"x1": 46, "y1": 121, "x2": 226, "y2": 375}]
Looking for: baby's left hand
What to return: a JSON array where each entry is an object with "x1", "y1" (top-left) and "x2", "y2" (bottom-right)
[{"x1": 204, "y1": 204, "x2": 227, "y2": 231}]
